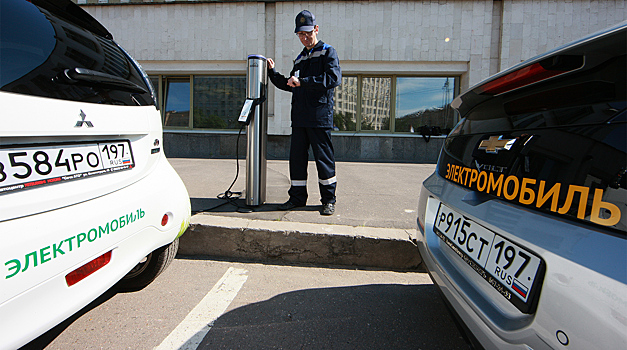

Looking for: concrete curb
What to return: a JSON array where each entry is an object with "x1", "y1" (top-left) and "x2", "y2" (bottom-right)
[{"x1": 179, "y1": 214, "x2": 423, "y2": 270}]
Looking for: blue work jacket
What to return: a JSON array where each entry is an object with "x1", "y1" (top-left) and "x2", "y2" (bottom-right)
[{"x1": 268, "y1": 41, "x2": 342, "y2": 128}]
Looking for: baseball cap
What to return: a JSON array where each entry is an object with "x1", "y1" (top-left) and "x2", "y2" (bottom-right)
[{"x1": 295, "y1": 10, "x2": 316, "y2": 33}]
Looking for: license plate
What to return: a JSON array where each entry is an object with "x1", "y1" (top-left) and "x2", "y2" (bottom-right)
[
  {"x1": 0, "y1": 141, "x2": 134, "y2": 195},
  {"x1": 430, "y1": 198, "x2": 544, "y2": 313}
]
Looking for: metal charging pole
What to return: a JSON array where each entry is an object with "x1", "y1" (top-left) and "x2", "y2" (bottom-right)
[{"x1": 244, "y1": 55, "x2": 268, "y2": 206}]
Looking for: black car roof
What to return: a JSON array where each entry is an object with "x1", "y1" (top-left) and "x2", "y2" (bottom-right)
[{"x1": 31, "y1": 0, "x2": 112, "y2": 40}]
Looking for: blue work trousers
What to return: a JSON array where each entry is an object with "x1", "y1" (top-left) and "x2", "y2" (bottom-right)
[{"x1": 288, "y1": 127, "x2": 337, "y2": 206}]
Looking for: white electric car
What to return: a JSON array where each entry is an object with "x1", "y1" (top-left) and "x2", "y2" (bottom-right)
[
  {"x1": 0, "y1": 0, "x2": 191, "y2": 348},
  {"x1": 417, "y1": 22, "x2": 626, "y2": 349}
]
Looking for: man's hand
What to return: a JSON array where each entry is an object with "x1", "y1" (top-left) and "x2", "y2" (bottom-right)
[
  {"x1": 287, "y1": 76, "x2": 301, "y2": 87},
  {"x1": 268, "y1": 58, "x2": 299, "y2": 87}
]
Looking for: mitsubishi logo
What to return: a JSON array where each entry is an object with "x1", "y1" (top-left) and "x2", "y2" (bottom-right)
[
  {"x1": 75, "y1": 110, "x2": 94, "y2": 128},
  {"x1": 478, "y1": 136, "x2": 515, "y2": 154}
]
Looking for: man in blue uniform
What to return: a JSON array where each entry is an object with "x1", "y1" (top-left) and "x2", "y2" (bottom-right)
[{"x1": 267, "y1": 10, "x2": 342, "y2": 216}]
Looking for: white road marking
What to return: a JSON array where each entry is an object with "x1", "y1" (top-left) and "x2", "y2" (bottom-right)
[{"x1": 154, "y1": 267, "x2": 249, "y2": 350}]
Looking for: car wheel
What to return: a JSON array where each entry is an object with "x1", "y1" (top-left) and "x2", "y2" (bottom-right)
[{"x1": 116, "y1": 238, "x2": 179, "y2": 292}]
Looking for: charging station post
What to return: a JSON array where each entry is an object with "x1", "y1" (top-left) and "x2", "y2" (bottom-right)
[{"x1": 241, "y1": 54, "x2": 268, "y2": 207}]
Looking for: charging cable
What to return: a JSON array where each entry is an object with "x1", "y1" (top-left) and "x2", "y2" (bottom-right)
[
  {"x1": 192, "y1": 124, "x2": 247, "y2": 214},
  {"x1": 192, "y1": 95, "x2": 269, "y2": 214}
]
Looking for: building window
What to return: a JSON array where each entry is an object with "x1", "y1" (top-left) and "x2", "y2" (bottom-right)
[
  {"x1": 154, "y1": 74, "x2": 458, "y2": 133},
  {"x1": 333, "y1": 75, "x2": 458, "y2": 133},
  {"x1": 163, "y1": 77, "x2": 190, "y2": 128},
  {"x1": 152, "y1": 74, "x2": 246, "y2": 130},
  {"x1": 395, "y1": 77, "x2": 456, "y2": 134},
  {"x1": 361, "y1": 77, "x2": 391, "y2": 131},
  {"x1": 333, "y1": 76, "x2": 357, "y2": 131},
  {"x1": 193, "y1": 76, "x2": 246, "y2": 129}
]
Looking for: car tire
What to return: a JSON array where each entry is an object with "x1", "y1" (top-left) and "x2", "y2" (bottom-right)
[{"x1": 116, "y1": 238, "x2": 179, "y2": 292}]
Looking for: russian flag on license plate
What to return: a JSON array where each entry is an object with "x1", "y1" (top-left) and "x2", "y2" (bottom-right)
[{"x1": 512, "y1": 279, "x2": 529, "y2": 298}]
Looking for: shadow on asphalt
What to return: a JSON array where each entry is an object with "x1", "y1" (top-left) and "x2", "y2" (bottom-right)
[
  {"x1": 21, "y1": 257, "x2": 470, "y2": 350},
  {"x1": 191, "y1": 197, "x2": 321, "y2": 215},
  {"x1": 194, "y1": 284, "x2": 470, "y2": 350}
]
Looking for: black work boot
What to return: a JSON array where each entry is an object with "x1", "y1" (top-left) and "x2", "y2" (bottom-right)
[
  {"x1": 321, "y1": 203, "x2": 335, "y2": 215},
  {"x1": 278, "y1": 200, "x2": 299, "y2": 210}
]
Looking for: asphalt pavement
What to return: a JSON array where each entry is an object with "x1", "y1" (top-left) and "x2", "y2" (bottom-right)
[
  {"x1": 170, "y1": 158, "x2": 436, "y2": 270},
  {"x1": 38, "y1": 259, "x2": 469, "y2": 350}
]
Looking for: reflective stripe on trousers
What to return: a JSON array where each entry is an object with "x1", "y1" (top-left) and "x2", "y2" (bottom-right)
[{"x1": 288, "y1": 127, "x2": 336, "y2": 205}]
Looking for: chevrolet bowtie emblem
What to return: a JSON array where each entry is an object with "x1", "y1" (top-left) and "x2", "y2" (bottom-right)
[
  {"x1": 75, "y1": 110, "x2": 94, "y2": 128},
  {"x1": 478, "y1": 136, "x2": 516, "y2": 154}
]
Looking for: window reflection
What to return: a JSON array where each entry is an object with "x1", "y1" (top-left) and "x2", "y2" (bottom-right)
[
  {"x1": 193, "y1": 76, "x2": 246, "y2": 129},
  {"x1": 157, "y1": 74, "x2": 458, "y2": 132},
  {"x1": 361, "y1": 77, "x2": 391, "y2": 131},
  {"x1": 395, "y1": 77, "x2": 455, "y2": 133},
  {"x1": 149, "y1": 77, "x2": 160, "y2": 109},
  {"x1": 164, "y1": 79, "x2": 190, "y2": 127},
  {"x1": 333, "y1": 76, "x2": 357, "y2": 131}
]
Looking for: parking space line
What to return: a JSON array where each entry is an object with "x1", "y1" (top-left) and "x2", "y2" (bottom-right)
[{"x1": 154, "y1": 267, "x2": 249, "y2": 350}]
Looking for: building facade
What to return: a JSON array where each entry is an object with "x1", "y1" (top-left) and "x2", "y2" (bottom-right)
[{"x1": 77, "y1": 0, "x2": 626, "y2": 162}]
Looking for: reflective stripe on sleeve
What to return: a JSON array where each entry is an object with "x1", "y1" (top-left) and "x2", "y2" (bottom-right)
[
  {"x1": 318, "y1": 176, "x2": 337, "y2": 186},
  {"x1": 291, "y1": 180, "x2": 307, "y2": 187},
  {"x1": 294, "y1": 49, "x2": 328, "y2": 65}
]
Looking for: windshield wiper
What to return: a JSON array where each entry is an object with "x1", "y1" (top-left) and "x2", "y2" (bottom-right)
[{"x1": 54, "y1": 67, "x2": 147, "y2": 94}]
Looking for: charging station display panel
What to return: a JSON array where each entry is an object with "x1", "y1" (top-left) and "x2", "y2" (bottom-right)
[{"x1": 239, "y1": 99, "x2": 254, "y2": 125}]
